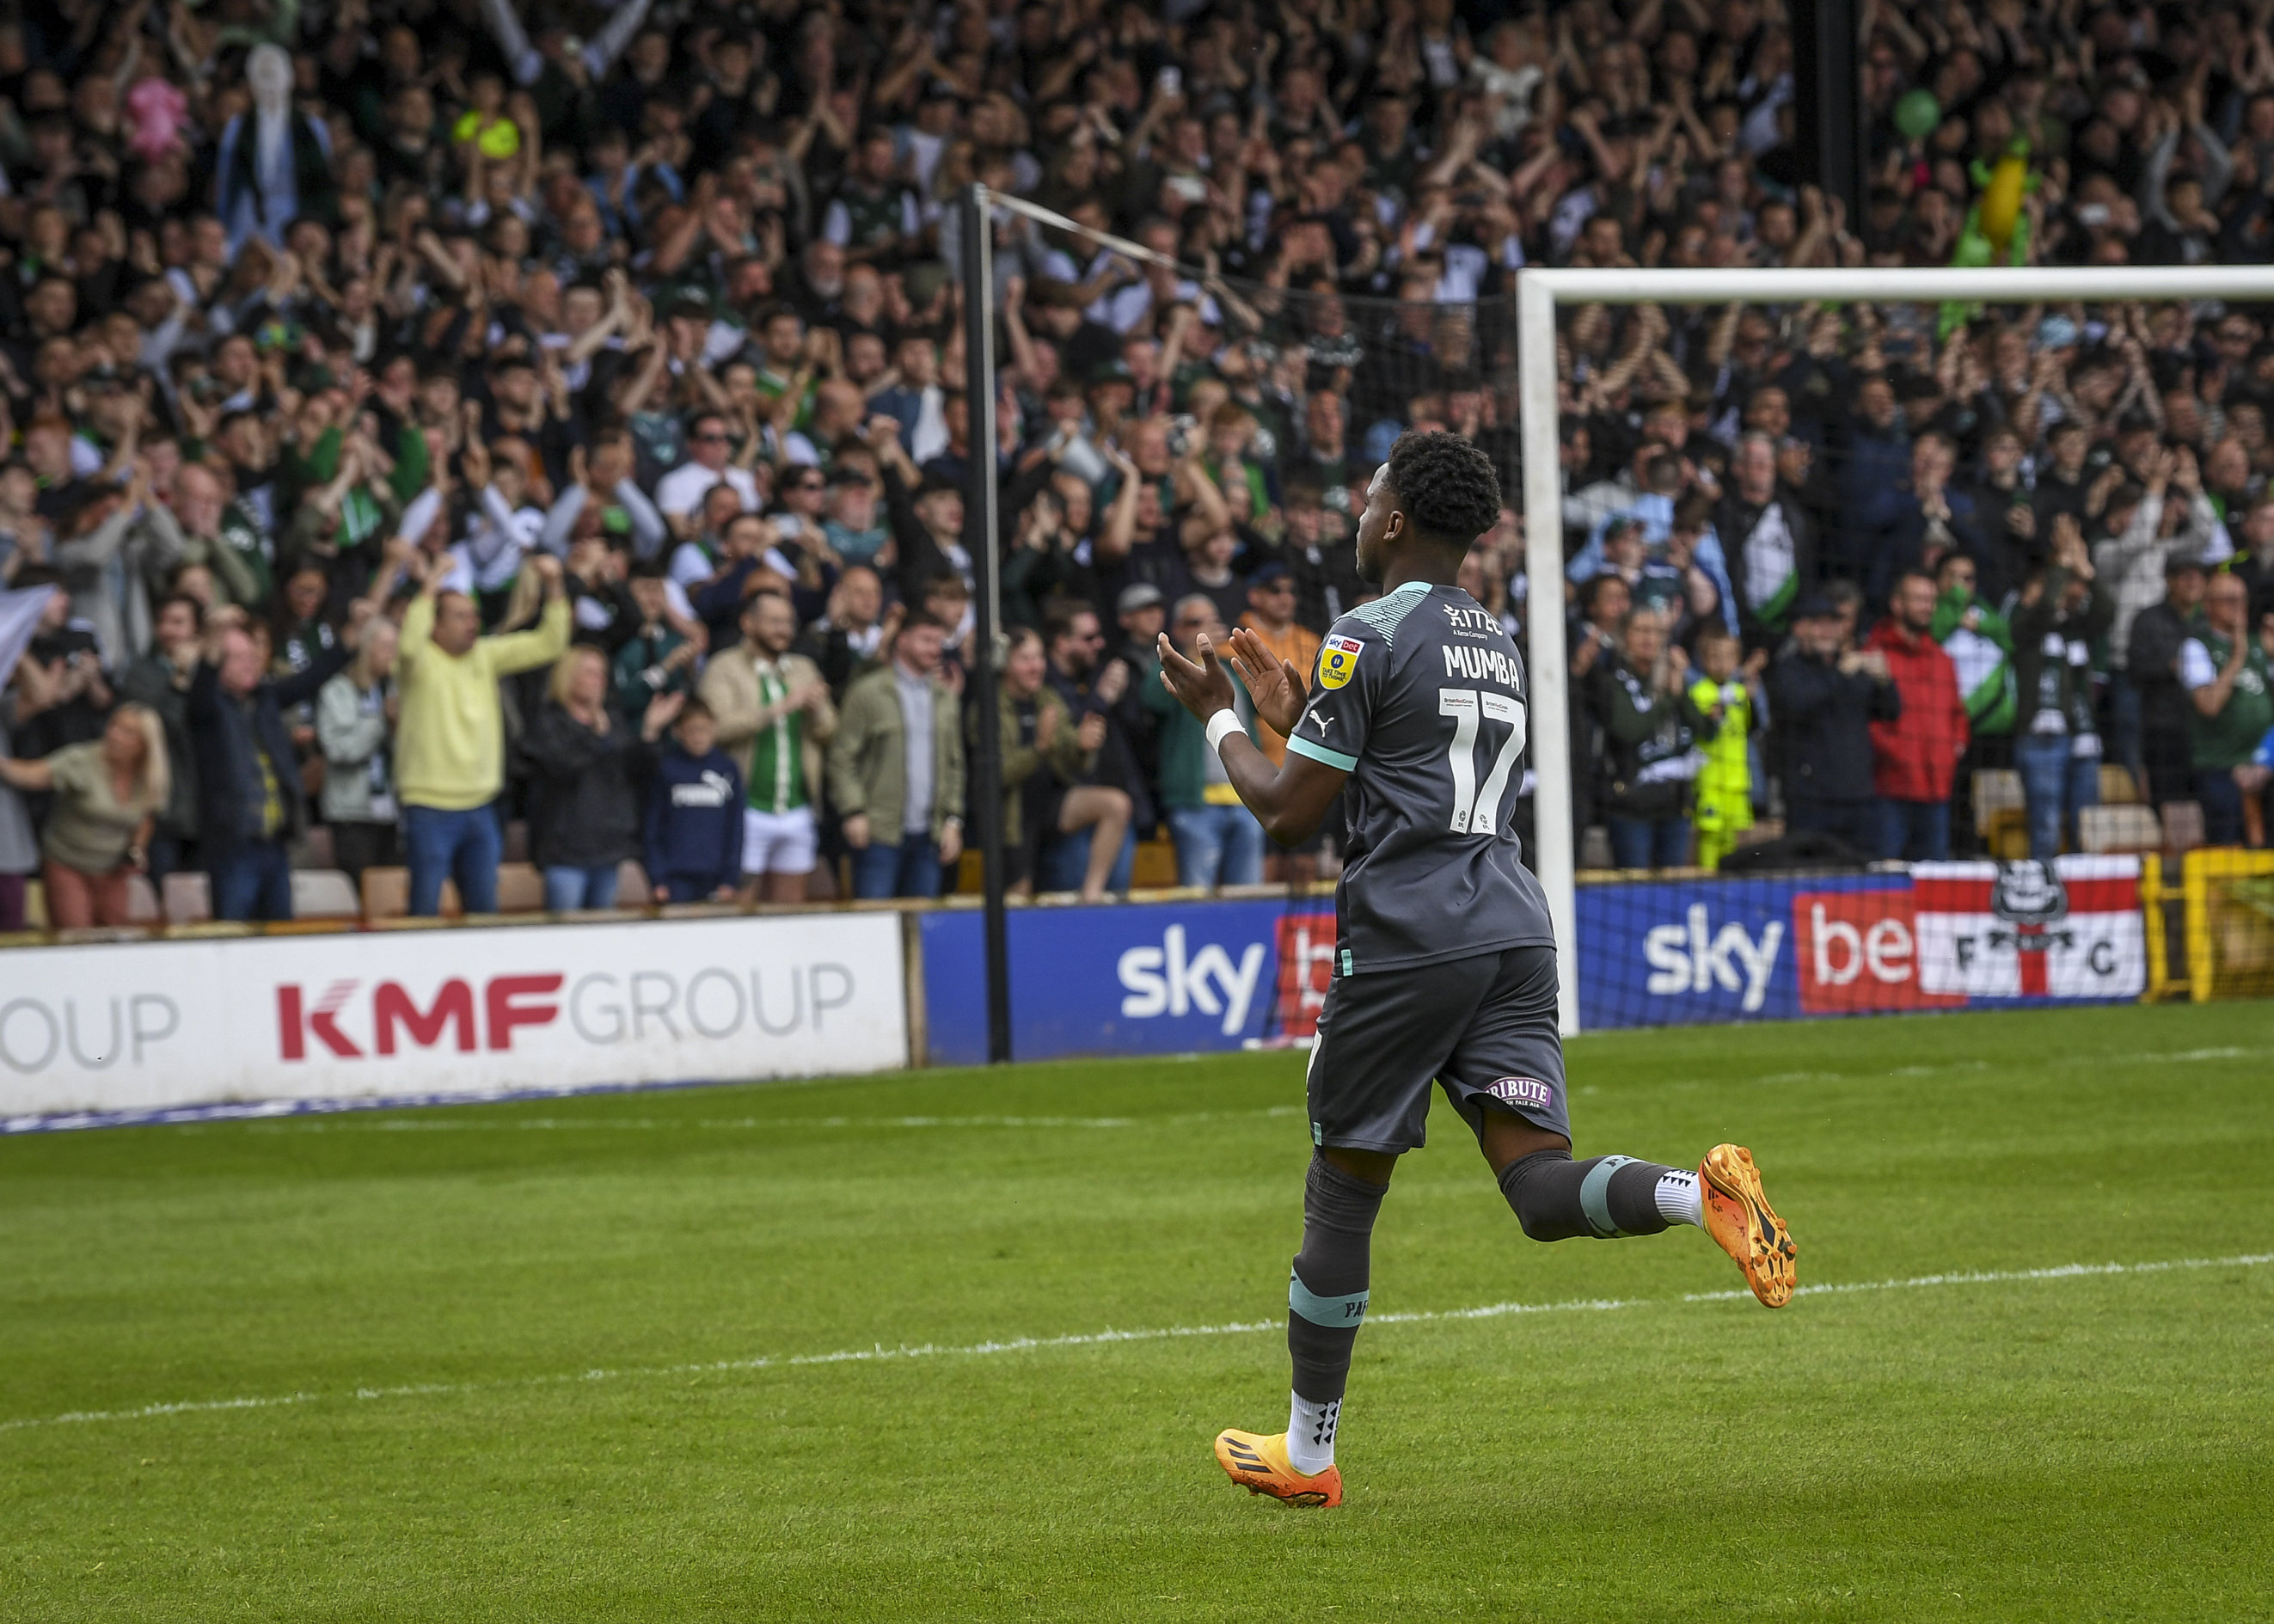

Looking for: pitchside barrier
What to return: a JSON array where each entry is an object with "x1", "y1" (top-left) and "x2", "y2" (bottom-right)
[{"x1": 0, "y1": 854, "x2": 2217, "y2": 1125}]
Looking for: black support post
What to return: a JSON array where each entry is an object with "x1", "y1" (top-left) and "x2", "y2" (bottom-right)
[{"x1": 959, "y1": 184, "x2": 1013, "y2": 1064}]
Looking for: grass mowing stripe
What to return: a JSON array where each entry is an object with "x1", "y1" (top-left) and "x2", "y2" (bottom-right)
[
  {"x1": 9, "y1": 1248, "x2": 2265, "y2": 1441},
  {"x1": 215, "y1": 1105, "x2": 1309, "y2": 1135}
]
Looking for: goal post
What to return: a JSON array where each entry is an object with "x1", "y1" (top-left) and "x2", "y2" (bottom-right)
[{"x1": 1519, "y1": 264, "x2": 2274, "y2": 1037}]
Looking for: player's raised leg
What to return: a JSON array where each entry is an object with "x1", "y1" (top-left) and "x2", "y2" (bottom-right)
[{"x1": 1443, "y1": 947, "x2": 1798, "y2": 1307}]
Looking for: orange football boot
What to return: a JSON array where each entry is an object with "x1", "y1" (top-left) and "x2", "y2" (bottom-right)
[
  {"x1": 1213, "y1": 1429, "x2": 1344, "y2": 1507},
  {"x1": 1700, "y1": 1143, "x2": 1797, "y2": 1308}
]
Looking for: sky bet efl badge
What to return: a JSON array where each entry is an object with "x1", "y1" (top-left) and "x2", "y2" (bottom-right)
[{"x1": 1318, "y1": 634, "x2": 1363, "y2": 689}]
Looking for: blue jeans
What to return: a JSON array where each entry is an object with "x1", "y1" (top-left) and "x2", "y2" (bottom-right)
[
  {"x1": 404, "y1": 803, "x2": 502, "y2": 916},
  {"x1": 543, "y1": 864, "x2": 620, "y2": 912},
  {"x1": 853, "y1": 835, "x2": 942, "y2": 899},
  {"x1": 1874, "y1": 798, "x2": 1951, "y2": 863},
  {"x1": 2195, "y1": 768, "x2": 2265, "y2": 846},
  {"x1": 1168, "y1": 804, "x2": 1266, "y2": 889},
  {"x1": 1606, "y1": 814, "x2": 1692, "y2": 869},
  {"x1": 2014, "y1": 734, "x2": 2099, "y2": 861},
  {"x1": 211, "y1": 840, "x2": 293, "y2": 922},
  {"x1": 1038, "y1": 825, "x2": 1136, "y2": 894}
]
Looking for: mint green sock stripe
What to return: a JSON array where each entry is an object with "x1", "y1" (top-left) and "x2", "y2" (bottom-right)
[
  {"x1": 1289, "y1": 1270, "x2": 1369, "y2": 1328},
  {"x1": 1580, "y1": 1155, "x2": 1635, "y2": 1238}
]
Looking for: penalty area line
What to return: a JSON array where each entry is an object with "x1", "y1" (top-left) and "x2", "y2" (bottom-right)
[{"x1": 5, "y1": 1251, "x2": 2269, "y2": 1439}]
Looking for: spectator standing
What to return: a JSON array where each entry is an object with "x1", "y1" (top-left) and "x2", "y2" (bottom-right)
[
  {"x1": 115, "y1": 594, "x2": 204, "y2": 884},
  {"x1": 1142, "y1": 595, "x2": 1265, "y2": 891},
  {"x1": 645, "y1": 702, "x2": 745, "y2": 905},
  {"x1": 828, "y1": 612, "x2": 965, "y2": 900},
  {"x1": 656, "y1": 413, "x2": 761, "y2": 529},
  {"x1": 1588, "y1": 606, "x2": 1703, "y2": 871},
  {"x1": 986, "y1": 628, "x2": 1106, "y2": 900},
  {"x1": 2128, "y1": 555, "x2": 2210, "y2": 809},
  {"x1": 1929, "y1": 552, "x2": 2016, "y2": 853},
  {"x1": 1042, "y1": 598, "x2": 1147, "y2": 898},
  {"x1": 1771, "y1": 595, "x2": 1901, "y2": 853},
  {"x1": 395, "y1": 553, "x2": 572, "y2": 917},
  {"x1": 0, "y1": 704, "x2": 167, "y2": 928},
  {"x1": 315, "y1": 618, "x2": 401, "y2": 890},
  {"x1": 2180, "y1": 573, "x2": 2274, "y2": 847},
  {"x1": 1235, "y1": 563, "x2": 1322, "y2": 762},
  {"x1": 1715, "y1": 431, "x2": 1815, "y2": 656},
  {"x1": 2010, "y1": 532, "x2": 2117, "y2": 862},
  {"x1": 699, "y1": 591, "x2": 837, "y2": 905},
  {"x1": 1687, "y1": 628, "x2": 1763, "y2": 871},
  {"x1": 1865, "y1": 572, "x2": 1969, "y2": 863},
  {"x1": 2093, "y1": 449, "x2": 2222, "y2": 782},
  {"x1": 188, "y1": 610, "x2": 352, "y2": 922},
  {"x1": 524, "y1": 645, "x2": 681, "y2": 912},
  {"x1": 55, "y1": 473, "x2": 181, "y2": 672},
  {"x1": 610, "y1": 561, "x2": 699, "y2": 725},
  {"x1": 0, "y1": 678, "x2": 33, "y2": 930}
]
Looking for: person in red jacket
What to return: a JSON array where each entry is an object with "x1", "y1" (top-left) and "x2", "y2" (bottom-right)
[{"x1": 1866, "y1": 569, "x2": 1971, "y2": 861}]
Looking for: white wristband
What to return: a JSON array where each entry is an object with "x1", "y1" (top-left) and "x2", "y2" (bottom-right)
[{"x1": 1204, "y1": 708, "x2": 1243, "y2": 756}]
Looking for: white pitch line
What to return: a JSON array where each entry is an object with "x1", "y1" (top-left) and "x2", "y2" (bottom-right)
[
  {"x1": 3, "y1": 1252, "x2": 2268, "y2": 1441},
  {"x1": 229, "y1": 1106, "x2": 1308, "y2": 1135}
]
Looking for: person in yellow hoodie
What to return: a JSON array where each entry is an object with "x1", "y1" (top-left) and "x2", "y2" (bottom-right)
[
  {"x1": 395, "y1": 548, "x2": 570, "y2": 915},
  {"x1": 1687, "y1": 626, "x2": 1763, "y2": 871}
]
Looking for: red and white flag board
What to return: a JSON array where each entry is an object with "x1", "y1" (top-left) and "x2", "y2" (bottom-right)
[{"x1": 1910, "y1": 856, "x2": 2146, "y2": 1000}]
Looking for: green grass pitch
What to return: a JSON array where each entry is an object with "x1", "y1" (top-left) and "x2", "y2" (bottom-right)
[{"x1": 3, "y1": 1002, "x2": 2271, "y2": 1621}]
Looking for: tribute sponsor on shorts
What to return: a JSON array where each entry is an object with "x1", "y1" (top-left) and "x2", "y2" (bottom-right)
[{"x1": 1486, "y1": 1076, "x2": 1555, "y2": 1110}]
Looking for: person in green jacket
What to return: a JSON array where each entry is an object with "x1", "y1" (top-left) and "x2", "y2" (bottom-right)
[
  {"x1": 1931, "y1": 551, "x2": 2017, "y2": 854},
  {"x1": 1139, "y1": 594, "x2": 1263, "y2": 889},
  {"x1": 2180, "y1": 570, "x2": 2274, "y2": 845},
  {"x1": 827, "y1": 611, "x2": 967, "y2": 898},
  {"x1": 1685, "y1": 626, "x2": 1761, "y2": 870}
]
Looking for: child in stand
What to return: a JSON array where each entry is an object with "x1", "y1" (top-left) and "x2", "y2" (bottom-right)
[
  {"x1": 645, "y1": 700, "x2": 745, "y2": 903},
  {"x1": 1688, "y1": 626, "x2": 1763, "y2": 870}
]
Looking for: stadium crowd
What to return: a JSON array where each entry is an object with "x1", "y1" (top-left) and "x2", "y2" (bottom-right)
[{"x1": 4, "y1": 0, "x2": 2274, "y2": 934}]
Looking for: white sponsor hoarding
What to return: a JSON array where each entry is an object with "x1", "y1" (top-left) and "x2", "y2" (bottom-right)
[{"x1": 0, "y1": 914, "x2": 908, "y2": 1119}]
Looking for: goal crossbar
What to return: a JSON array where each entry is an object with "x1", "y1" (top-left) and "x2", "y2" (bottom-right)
[{"x1": 1517, "y1": 264, "x2": 2274, "y2": 1034}]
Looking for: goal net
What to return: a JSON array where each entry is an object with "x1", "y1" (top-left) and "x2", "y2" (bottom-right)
[{"x1": 1517, "y1": 267, "x2": 2274, "y2": 1033}]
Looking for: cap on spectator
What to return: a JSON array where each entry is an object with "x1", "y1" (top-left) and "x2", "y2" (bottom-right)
[
  {"x1": 1116, "y1": 582, "x2": 1165, "y2": 616},
  {"x1": 826, "y1": 463, "x2": 871, "y2": 487},
  {"x1": 1793, "y1": 591, "x2": 1840, "y2": 622},
  {"x1": 1250, "y1": 560, "x2": 1293, "y2": 587}
]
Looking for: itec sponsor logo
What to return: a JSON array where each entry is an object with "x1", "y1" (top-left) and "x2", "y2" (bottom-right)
[
  {"x1": 1486, "y1": 1076, "x2": 1555, "y2": 1111},
  {"x1": 1118, "y1": 924, "x2": 1266, "y2": 1038}
]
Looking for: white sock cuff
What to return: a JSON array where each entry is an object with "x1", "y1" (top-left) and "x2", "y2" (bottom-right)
[{"x1": 1656, "y1": 1168, "x2": 1704, "y2": 1229}]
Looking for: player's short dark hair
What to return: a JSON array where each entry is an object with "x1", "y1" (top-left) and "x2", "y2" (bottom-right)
[{"x1": 1383, "y1": 431, "x2": 1501, "y2": 549}]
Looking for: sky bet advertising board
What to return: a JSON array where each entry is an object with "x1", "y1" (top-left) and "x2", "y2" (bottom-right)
[{"x1": 1573, "y1": 855, "x2": 2146, "y2": 1030}]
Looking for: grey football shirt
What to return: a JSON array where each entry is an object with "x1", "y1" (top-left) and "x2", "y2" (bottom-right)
[{"x1": 1285, "y1": 579, "x2": 1554, "y2": 974}]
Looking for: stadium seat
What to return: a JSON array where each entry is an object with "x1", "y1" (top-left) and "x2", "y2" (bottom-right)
[
  {"x1": 361, "y1": 866, "x2": 460, "y2": 921},
  {"x1": 1972, "y1": 769, "x2": 2024, "y2": 837},
  {"x1": 2161, "y1": 801, "x2": 2206, "y2": 855},
  {"x1": 1131, "y1": 838, "x2": 1179, "y2": 890},
  {"x1": 2078, "y1": 805, "x2": 2161, "y2": 855},
  {"x1": 162, "y1": 871, "x2": 212, "y2": 925},
  {"x1": 2097, "y1": 765, "x2": 2142, "y2": 806},
  {"x1": 495, "y1": 862, "x2": 545, "y2": 913},
  {"x1": 291, "y1": 869, "x2": 361, "y2": 919},
  {"x1": 502, "y1": 820, "x2": 530, "y2": 864},
  {"x1": 616, "y1": 860, "x2": 651, "y2": 908},
  {"x1": 126, "y1": 873, "x2": 162, "y2": 922}
]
